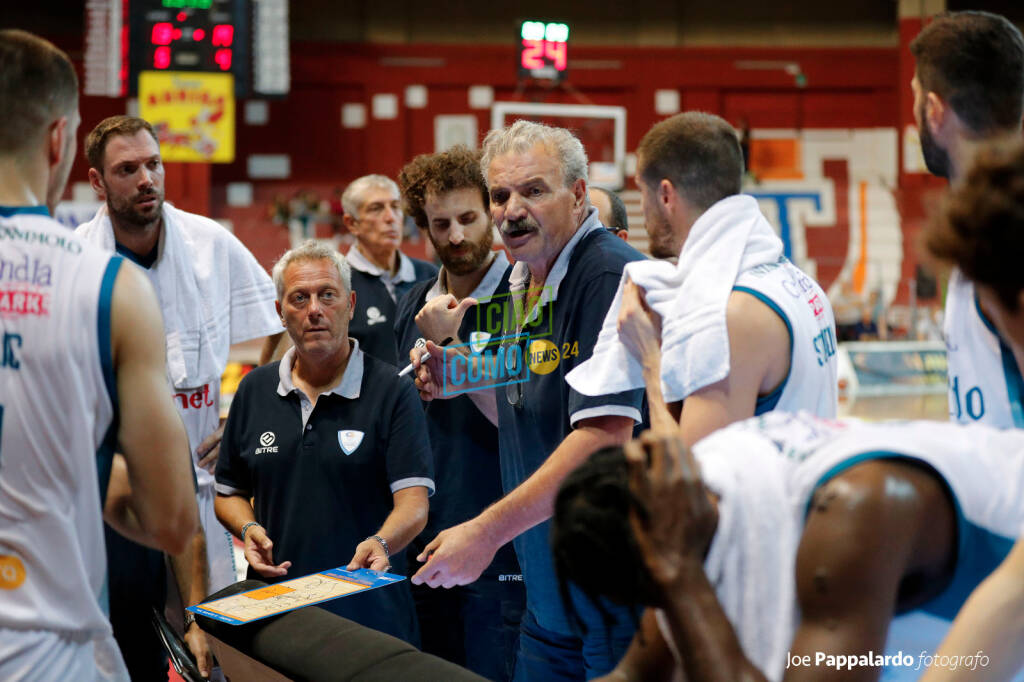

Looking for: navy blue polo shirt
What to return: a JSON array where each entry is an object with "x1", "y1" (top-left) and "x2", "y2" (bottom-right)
[
  {"x1": 347, "y1": 247, "x2": 437, "y2": 366},
  {"x1": 393, "y1": 251, "x2": 520, "y2": 579},
  {"x1": 215, "y1": 341, "x2": 434, "y2": 643},
  {"x1": 482, "y1": 212, "x2": 648, "y2": 635}
]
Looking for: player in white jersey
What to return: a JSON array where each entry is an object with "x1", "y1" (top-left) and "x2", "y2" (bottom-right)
[
  {"x1": 907, "y1": 11, "x2": 1024, "y2": 427},
  {"x1": 0, "y1": 30, "x2": 198, "y2": 681},
  {"x1": 612, "y1": 111, "x2": 837, "y2": 440},
  {"x1": 552, "y1": 412, "x2": 1024, "y2": 681},
  {"x1": 568, "y1": 111, "x2": 837, "y2": 674},
  {"x1": 921, "y1": 140, "x2": 1024, "y2": 679}
]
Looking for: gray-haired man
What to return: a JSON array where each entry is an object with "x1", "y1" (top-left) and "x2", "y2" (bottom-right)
[{"x1": 410, "y1": 122, "x2": 648, "y2": 680}]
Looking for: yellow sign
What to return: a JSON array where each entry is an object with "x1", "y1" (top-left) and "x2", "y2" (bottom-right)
[{"x1": 139, "y1": 71, "x2": 235, "y2": 163}]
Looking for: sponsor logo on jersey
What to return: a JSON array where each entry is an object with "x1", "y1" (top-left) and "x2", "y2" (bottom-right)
[
  {"x1": 0, "y1": 253, "x2": 52, "y2": 287},
  {"x1": 0, "y1": 225, "x2": 82, "y2": 254},
  {"x1": 366, "y1": 306, "x2": 387, "y2": 326},
  {"x1": 338, "y1": 429, "x2": 364, "y2": 455},
  {"x1": 1, "y1": 332, "x2": 22, "y2": 370},
  {"x1": 173, "y1": 383, "x2": 216, "y2": 410},
  {"x1": 0, "y1": 289, "x2": 49, "y2": 317},
  {"x1": 254, "y1": 431, "x2": 278, "y2": 454}
]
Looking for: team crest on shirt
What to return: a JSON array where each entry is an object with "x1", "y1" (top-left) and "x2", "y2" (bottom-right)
[
  {"x1": 469, "y1": 331, "x2": 491, "y2": 354},
  {"x1": 338, "y1": 430, "x2": 364, "y2": 455},
  {"x1": 366, "y1": 306, "x2": 386, "y2": 326}
]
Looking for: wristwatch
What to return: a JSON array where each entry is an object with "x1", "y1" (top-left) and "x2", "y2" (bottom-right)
[{"x1": 184, "y1": 610, "x2": 197, "y2": 629}]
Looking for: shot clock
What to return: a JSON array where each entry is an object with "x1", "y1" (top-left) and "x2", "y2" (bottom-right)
[{"x1": 518, "y1": 20, "x2": 569, "y2": 82}]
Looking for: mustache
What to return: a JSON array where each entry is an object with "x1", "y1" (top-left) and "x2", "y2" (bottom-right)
[{"x1": 502, "y1": 217, "x2": 539, "y2": 234}]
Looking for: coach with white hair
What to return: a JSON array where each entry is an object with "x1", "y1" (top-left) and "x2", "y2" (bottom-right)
[
  {"x1": 214, "y1": 240, "x2": 434, "y2": 644},
  {"x1": 410, "y1": 121, "x2": 648, "y2": 680}
]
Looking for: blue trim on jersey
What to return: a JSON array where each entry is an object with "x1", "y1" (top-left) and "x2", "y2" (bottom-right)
[
  {"x1": 807, "y1": 450, "x2": 1015, "y2": 622},
  {"x1": 733, "y1": 285, "x2": 793, "y2": 414},
  {"x1": 974, "y1": 296, "x2": 998, "y2": 335},
  {"x1": 96, "y1": 256, "x2": 124, "y2": 505},
  {"x1": 974, "y1": 295, "x2": 1024, "y2": 427},
  {"x1": 0, "y1": 205, "x2": 50, "y2": 217}
]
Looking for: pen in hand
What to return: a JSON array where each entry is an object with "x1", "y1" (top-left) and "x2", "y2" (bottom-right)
[{"x1": 397, "y1": 337, "x2": 453, "y2": 377}]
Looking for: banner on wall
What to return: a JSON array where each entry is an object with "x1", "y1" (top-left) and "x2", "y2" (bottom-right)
[{"x1": 138, "y1": 71, "x2": 235, "y2": 163}]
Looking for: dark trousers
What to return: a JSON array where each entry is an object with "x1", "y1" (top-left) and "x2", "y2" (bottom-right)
[
  {"x1": 412, "y1": 575, "x2": 525, "y2": 681},
  {"x1": 104, "y1": 523, "x2": 169, "y2": 681},
  {"x1": 512, "y1": 609, "x2": 636, "y2": 682}
]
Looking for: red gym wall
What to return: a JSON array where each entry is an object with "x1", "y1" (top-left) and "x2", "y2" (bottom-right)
[{"x1": 69, "y1": 35, "x2": 945, "y2": 304}]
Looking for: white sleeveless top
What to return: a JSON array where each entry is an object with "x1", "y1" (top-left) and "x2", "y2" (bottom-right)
[
  {"x1": 670, "y1": 412, "x2": 1024, "y2": 680},
  {"x1": 943, "y1": 268, "x2": 1024, "y2": 427},
  {"x1": 0, "y1": 210, "x2": 121, "y2": 639},
  {"x1": 733, "y1": 257, "x2": 838, "y2": 418}
]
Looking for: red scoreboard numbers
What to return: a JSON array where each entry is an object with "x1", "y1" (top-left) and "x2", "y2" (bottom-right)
[{"x1": 518, "y1": 21, "x2": 569, "y2": 82}]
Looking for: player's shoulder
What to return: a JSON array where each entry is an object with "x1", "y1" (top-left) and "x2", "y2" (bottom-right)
[{"x1": 571, "y1": 227, "x2": 646, "y2": 273}]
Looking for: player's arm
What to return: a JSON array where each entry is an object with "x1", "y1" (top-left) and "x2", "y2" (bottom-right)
[
  {"x1": 623, "y1": 432, "x2": 765, "y2": 682},
  {"x1": 785, "y1": 465, "x2": 937, "y2": 681},
  {"x1": 675, "y1": 291, "x2": 789, "y2": 446},
  {"x1": 412, "y1": 414, "x2": 633, "y2": 588},
  {"x1": 347, "y1": 486, "x2": 429, "y2": 572},
  {"x1": 110, "y1": 263, "x2": 198, "y2": 555},
  {"x1": 921, "y1": 539, "x2": 1024, "y2": 681}
]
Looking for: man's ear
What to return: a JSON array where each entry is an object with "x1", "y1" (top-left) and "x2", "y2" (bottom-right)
[
  {"x1": 657, "y1": 178, "x2": 676, "y2": 210},
  {"x1": 924, "y1": 91, "x2": 948, "y2": 137},
  {"x1": 87, "y1": 167, "x2": 106, "y2": 200},
  {"x1": 348, "y1": 290, "x2": 357, "y2": 321},
  {"x1": 48, "y1": 116, "x2": 68, "y2": 169},
  {"x1": 343, "y1": 212, "x2": 359, "y2": 235},
  {"x1": 571, "y1": 178, "x2": 587, "y2": 210},
  {"x1": 275, "y1": 299, "x2": 284, "y2": 323}
]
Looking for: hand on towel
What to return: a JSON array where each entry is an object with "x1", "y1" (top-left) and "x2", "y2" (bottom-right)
[
  {"x1": 616, "y1": 277, "x2": 663, "y2": 367},
  {"x1": 625, "y1": 431, "x2": 716, "y2": 595}
]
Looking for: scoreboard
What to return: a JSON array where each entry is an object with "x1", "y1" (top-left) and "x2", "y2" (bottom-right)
[
  {"x1": 128, "y1": 0, "x2": 250, "y2": 94},
  {"x1": 84, "y1": 0, "x2": 288, "y2": 98}
]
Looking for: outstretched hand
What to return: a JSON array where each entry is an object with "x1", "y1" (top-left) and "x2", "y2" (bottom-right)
[
  {"x1": 410, "y1": 520, "x2": 497, "y2": 589},
  {"x1": 244, "y1": 525, "x2": 291, "y2": 578}
]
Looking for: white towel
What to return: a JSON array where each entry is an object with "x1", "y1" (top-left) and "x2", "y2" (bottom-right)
[
  {"x1": 656, "y1": 430, "x2": 799, "y2": 681},
  {"x1": 77, "y1": 203, "x2": 227, "y2": 388},
  {"x1": 566, "y1": 194, "x2": 783, "y2": 402}
]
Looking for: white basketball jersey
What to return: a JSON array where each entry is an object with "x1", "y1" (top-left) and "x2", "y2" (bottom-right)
[
  {"x1": 0, "y1": 211, "x2": 121, "y2": 639},
  {"x1": 690, "y1": 412, "x2": 1024, "y2": 680},
  {"x1": 734, "y1": 257, "x2": 839, "y2": 418},
  {"x1": 944, "y1": 268, "x2": 1024, "y2": 427}
]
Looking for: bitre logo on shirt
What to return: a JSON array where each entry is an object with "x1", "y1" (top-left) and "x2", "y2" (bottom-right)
[
  {"x1": 366, "y1": 306, "x2": 387, "y2": 326},
  {"x1": 254, "y1": 431, "x2": 278, "y2": 455}
]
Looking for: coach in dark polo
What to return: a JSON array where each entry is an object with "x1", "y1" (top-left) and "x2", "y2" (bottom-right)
[{"x1": 214, "y1": 240, "x2": 433, "y2": 644}]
